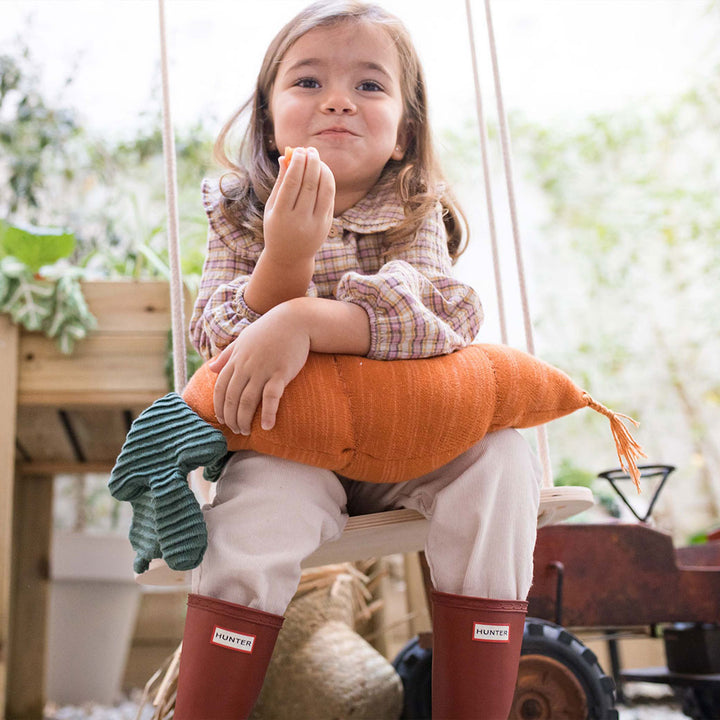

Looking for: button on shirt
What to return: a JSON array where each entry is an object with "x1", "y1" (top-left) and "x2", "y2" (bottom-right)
[{"x1": 189, "y1": 173, "x2": 483, "y2": 360}]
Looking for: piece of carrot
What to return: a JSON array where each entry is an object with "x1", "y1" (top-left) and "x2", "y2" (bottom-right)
[{"x1": 284, "y1": 146, "x2": 294, "y2": 163}]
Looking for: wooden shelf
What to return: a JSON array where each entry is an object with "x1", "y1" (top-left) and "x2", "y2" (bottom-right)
[{"x1": 15, "y1": 281, "x2": 190, "y2": 470}]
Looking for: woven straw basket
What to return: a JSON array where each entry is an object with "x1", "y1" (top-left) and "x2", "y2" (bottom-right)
[{"x1": 138, "y1": 563, "x2": 403, "y2": 719}]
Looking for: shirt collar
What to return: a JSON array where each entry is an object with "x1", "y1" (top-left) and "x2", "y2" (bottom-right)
[{"x1": 333, "y1": 171, "x2": 405, "y2": 235}]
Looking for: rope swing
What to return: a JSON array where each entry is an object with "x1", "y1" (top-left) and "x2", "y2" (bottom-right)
[
  {"x1": 464, "y1": 0, "x2": 555, "y2": 487},
  {"x1": 158, "y1": 0, "x2": 187, "y2": 395},
  {"x1": 139, "y1": 0, "x2": 642, "y2": 584},
  {"x1": 153, "y1": 0, "x2": 624, "y2": 494},
  {"x1": 117, "y1": 0, "x2": 656, "y2": 598}
]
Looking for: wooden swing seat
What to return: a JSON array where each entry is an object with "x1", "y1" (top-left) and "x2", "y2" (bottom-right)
[{"x1": 137, "y1": 485, "x2": 594, "y2": 587}]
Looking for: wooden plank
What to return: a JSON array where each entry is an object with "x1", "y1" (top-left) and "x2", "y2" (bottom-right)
[
  {"x1": 18, "y1": 335, "x2": 170, "y2": 405},
  {"x1": 0, "y1": 316, "x2": 19, "y2": 718},
  {"x1": 78, "y1": 281, "x2": 193, "y2": 335},
  {"x1": 138, "y1": 509, "x2": 431, "y2": 588},
  {"x1": 537, "y1": 486, "x2": 594, "y2": 527},
  {"x1": 17, "y1": 281, "x2": 195, "y2": 406},
  {"x1": 6, "y1": 474, "x2": 53, "y2": 719},
  {"x1": 302, "y1": 509, "x2": 429, "y2": 568},
  {"x1": 15, "y1": 408, "x2": 75, "y2": 463},
  {"x1": 64, "y1": 408, "x2": 131, "y2": 463},
  {"x1": 21, "y1": 392, "x2": 168, "y2": 408},
  {"x1": 404, "y1": 553, "x2": 432, "y2": 636},
  {"x1": 15, "y1": 280, "x2": 198, "y2": 408},
  {"x1": 18, "y1": 461, "x2": 116, "y2": 476}
]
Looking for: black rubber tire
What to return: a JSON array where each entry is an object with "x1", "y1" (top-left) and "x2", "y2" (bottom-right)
[
  {"x1": 392, "y1": 636, "x2": 432, "y2": 719},
  {"x1": 392, "y1": 621, "x2": 617, "y2": 719},
  {"x1": 678, "y1": 686, "x2": 720, "y2": 720},
  {"x1": 512, "y1": 618, "x2": 618, "y2": 720}
]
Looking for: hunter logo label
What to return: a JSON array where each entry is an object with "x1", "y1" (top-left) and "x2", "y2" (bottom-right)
[
  {"x1": 212, "y1": 626, "x2": 256, "y2": 653},
  {"x1": 473, "y1": 623, "x2": 510, "y2": 643}
]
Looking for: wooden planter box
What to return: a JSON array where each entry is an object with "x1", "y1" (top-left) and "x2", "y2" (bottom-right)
[{"x1": 1, "y1": 280, "x2": 189, "y2": 719}]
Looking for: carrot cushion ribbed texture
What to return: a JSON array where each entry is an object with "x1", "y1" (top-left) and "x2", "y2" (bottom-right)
[{"x1": 182, "y1": 344, "x2": 642, "y2": 486}]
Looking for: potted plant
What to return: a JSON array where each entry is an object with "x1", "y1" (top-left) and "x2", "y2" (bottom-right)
[
  {"x1": 0, "y1": 219, "x2": 95, "y2": 353},
  {"x1": 47, "y1": 474, "x2": 143, "y2": 705}
]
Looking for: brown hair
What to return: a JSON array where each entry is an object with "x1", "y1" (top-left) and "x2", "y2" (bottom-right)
[{"x1": 214, "y1": 0, "x2": 467, "y2": 261}]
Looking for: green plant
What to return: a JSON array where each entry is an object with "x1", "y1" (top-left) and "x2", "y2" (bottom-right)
[
  {"x1": 510, "y1": 68, "x2": 720, "y2": 535},
  {"x1": 0, "y1": 220, "x2": 95, "y2": 352}
]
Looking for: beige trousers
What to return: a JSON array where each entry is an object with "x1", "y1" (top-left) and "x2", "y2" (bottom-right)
[{"x1": 192, "y1": 429, "x2": 541, "y2": 616}]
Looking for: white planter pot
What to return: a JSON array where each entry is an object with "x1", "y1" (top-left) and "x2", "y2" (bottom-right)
[{"x1": 45, "y1": 532, "x2": 142, "y2": 705}]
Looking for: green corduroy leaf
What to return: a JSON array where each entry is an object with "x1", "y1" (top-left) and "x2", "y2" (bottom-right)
[{"x1": 109, "y1": 392, "x2": 228, "y2": 573}]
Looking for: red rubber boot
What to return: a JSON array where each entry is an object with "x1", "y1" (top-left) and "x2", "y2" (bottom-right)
[
  {"x1": 431, "y1": 590, "x2": 527, "y2": 720},
  {"x1": 174, "y1": 593, "x2": 284, "y2": 720}
]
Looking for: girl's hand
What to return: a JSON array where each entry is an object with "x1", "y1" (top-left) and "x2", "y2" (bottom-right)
[
  {"x1": 263, "y1": 146, "x2": 335, "y2": 263},
  {"x1": 208, "y1": 305, "x2": 311, "y2": 435}
]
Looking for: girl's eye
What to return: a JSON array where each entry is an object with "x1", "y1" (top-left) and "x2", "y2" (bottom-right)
[
  {"x1": 358, "y1": 80, "x2": 383, "y2": 92},
  {"x1": 295, "y1": 77, "x2": 320, "y2": 89}
]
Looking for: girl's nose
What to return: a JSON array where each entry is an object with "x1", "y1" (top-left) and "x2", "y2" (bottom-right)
[{"x1": 321, "y1": 87, "x2": 357, "y2": 114}]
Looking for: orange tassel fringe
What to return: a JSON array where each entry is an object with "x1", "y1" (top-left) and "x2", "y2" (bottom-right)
[{"x1": 582, "y1": 393, "x2": 646, "y2": 493}]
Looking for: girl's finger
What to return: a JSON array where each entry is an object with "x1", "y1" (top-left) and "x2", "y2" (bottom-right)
[
  {"x1": 266, "y1": 153, "x2": 289, "y2": 209},
  {"x1": 315, "y1": 162, "x2": 336, "y2": 219},
  {"x1": 274, "y1": 147, "x2": 305, "y2": 209},
  {"x1": 213, "y1": 362, "x2": 234, "y2": 425},
  {"x1": 219, "y1": 367, "x2": 250, "y2": 434},
  {"x1": 208, "y1": 343, "x2": 234, "y2": 374},
  {"x1": 260, "y1": 376, "x2": 286, "y2": 431},
  {"x1": 294, "y1": 148, "x2": 323, "y2": 213},
  {"x1": 234, "y1": 380, "x2": 264, "y2": 436}
]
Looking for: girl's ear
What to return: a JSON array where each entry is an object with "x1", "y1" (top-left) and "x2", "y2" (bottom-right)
[
  {"x1": 263, "y1": 115, "x2": 277, "y2": 153},
  {"x1": 266, "y1": 126, "x2": 277, "y2": 152},
  {"x1": 391, "y1": 122, "x2": 411, "y2": 161}
]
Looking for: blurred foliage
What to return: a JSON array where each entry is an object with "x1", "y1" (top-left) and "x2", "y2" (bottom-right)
[
  {"x1": 0, "y1": 41, "x2": 216, "y2": 286},
  {"x1": 3, "y1": 20, "x2": 720, "y2": 539},
  {"x1": 54, "y1": 473, "x2": 132, "y2": 534},
  {"x1": 552, "y1": 458, "x2": 595, "y2": 489},
  {"x1": 0, "y1": 51, "x2": 81, "y2": 213},
  {"x1": 1, "y1": 40, "x2": 218, "y2": 531},
  {"x1": 508, "y1": 67, "x2": 720, "y2": 537},
  {"x1": 688, "y1": 530, "x2": 710, "y2": 545},
  {"x1": 0, "y1": 221, "x2": 96, "y2": 352},
  {"x1": 437, "y1": 31, "x2": 720, "y2": 537}
]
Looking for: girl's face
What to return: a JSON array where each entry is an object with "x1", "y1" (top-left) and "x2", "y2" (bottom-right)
[{"x1": 269, "y1": 21, "x2": 407, "y2": 200}]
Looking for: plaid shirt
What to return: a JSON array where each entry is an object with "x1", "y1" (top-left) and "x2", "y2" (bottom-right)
[{"x1": 190, "y1": 173, "x2": 482, "y2": 360}]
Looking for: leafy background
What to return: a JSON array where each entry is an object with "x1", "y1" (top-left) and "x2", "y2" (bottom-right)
[{"x1": 1, "y1": 3, "x2": 719, "y2": 542}]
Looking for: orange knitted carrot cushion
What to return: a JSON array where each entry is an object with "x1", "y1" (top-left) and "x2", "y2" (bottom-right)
[{"x1": 182, "y1": 344, "x2": 643, "y2": 489}]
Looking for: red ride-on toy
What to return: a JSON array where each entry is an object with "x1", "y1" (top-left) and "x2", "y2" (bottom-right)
[
  {"x1": 523, "y1": 464, "x2": 720, "y2": 720},
  {"x1": 393, "y1": 465, "x2": 720, "y2": 719}
]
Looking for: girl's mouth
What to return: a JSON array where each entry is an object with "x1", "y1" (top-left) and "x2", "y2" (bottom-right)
[{"x1": 316, "y1": 127, "x2": 357, "y2": 137}]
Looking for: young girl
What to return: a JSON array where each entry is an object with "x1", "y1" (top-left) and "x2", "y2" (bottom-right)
[{"x1": 177, "y1": 2, "x2": 541, "y2": 718}]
